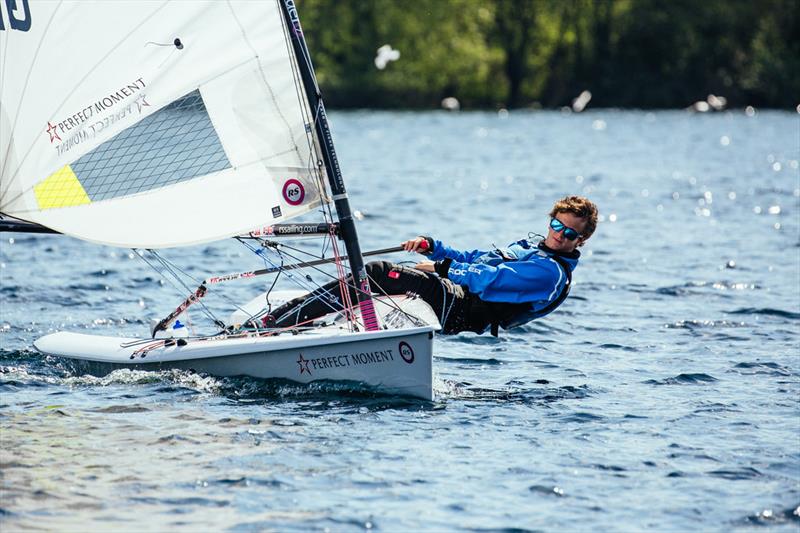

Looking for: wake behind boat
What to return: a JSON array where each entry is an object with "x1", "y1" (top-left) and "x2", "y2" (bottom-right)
[{"x1": 1, "y1": 0, "x2": 437, "y2": 399}]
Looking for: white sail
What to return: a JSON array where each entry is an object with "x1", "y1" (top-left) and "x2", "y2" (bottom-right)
[{"x1": 0, "y1": 0, "x2": 328, "y2": 248}]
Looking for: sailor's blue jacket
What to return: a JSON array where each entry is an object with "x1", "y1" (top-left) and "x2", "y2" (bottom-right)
[{"x1": 427, "y1": 238, "x2": 580, "y2": 330}]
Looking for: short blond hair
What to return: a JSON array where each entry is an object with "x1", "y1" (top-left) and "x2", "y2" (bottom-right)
[{"x1": 549, "y1": 196, "x2": 598, "y2": 242}]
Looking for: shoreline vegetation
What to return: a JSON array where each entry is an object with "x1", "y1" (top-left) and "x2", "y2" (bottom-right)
[{"x1": 298, "y1": 0, "x2": 799, "y2": 111}]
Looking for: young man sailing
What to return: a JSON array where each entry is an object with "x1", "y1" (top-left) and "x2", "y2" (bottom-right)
[{"x1": 266, "y1": 196, "x2": 598, "y2": 336}]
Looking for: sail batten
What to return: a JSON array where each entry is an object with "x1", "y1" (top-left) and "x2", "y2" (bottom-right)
[{"x1": 0, "y1": 0, "x2": 329, "y2": 248}]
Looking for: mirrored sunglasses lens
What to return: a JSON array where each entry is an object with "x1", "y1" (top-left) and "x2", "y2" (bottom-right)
[
  {"x1": 563, "y1": 228, "x2": 579, "y2": 240},
  {"x1": 551, "y1": 218, "x2": 579, "y2": 239}
]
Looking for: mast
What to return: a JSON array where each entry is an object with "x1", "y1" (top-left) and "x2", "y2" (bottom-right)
[{"x1": 279, "y1": 0, "x2": 380, "y2": 331}]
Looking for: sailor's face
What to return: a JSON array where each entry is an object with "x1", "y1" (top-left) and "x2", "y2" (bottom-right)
[{"x1": 544, "y1": 212, "x2": 587, "y2": 253}]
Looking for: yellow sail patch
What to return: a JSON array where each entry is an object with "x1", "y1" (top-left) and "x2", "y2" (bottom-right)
[{"x1": 34, "y1": 166, "x2": 91, "y2": 210}]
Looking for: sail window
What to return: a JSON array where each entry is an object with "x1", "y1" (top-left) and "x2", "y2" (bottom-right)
[{"x1": 66, "y1": 90, "x2": 231, "y2": 202}]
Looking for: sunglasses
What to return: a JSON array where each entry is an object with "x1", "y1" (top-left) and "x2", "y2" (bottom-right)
[{"x1": 549, "y1": 218, "x2": 582, "y2": 240}]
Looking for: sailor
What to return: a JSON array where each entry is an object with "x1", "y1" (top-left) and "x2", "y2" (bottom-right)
[{"x1": 267, "y1": 195, "x2": 598, "y2": 336}]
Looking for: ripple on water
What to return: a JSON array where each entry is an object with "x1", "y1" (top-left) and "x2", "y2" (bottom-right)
[
  {"x1": 738, "y1": 505, "x2": 800, "y2": 526},
  {"x1": 155, "y1": 434, "x2": 203, "y2": 445},
  {"x1": 466, "y1": 383, "x2": 594, "y2": 404},
  {"x1": 559, "y1": 411, "x2": 604, "y2": 423},
  {"x1": 0, "y1": 285, "x2": 23, "y2": 296},
  {"x1": 726, "y1": 307, "x2": 800, "y2": 320},
  {"x1": 692, "y1": 401, "x2": 741, "y2": 414},
  {"x1": 664, "y1": 320, "x2": 747, "y2": 329},
  {"x1": 66, "y1": 283, "x2": 110, "y2": 291},
  {"x1": 129, "y1": 496, "x2": 230, "y2": 508},
  {"x1": 707, "y1": 467, "x2": 763, "y2": 480},
  {"x1": 644, "y1": 373, "x2": 719, "y2": 385},
  {"x1": 596, "y1": 343, "x2": 639, "y2": 352},
  {"x1": 445, "y1": 334, "x2": 509, "y2": 346},
  {"x1": 653, "y1": 280, "x2": 761, "y2": 297},
  {"x1": 590, "y1": 464, "x2": 628, "y2": 477},
  {"x1": 528, "y1": 484, "x2": 566, "y2": 497},
  {"x1": 731, "y1": 361, "x2": 793, "y2": 376},
  {"x1": 88, "y1": 405, "x2": 151, "y2": 414},
  {"x1": 437, "y1": 356, "x2": 503, "y2": 366},
  {"x1": 214, "y1": 476, "x2": 285, "y2": 488}
]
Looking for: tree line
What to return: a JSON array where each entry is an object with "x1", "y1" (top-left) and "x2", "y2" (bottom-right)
[{"x1": 298, "y1": 0, "x2": 799, "y2": 109}]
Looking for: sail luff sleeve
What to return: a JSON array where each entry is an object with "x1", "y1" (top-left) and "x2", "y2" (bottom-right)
[{"x1": 278, "y1": 0, "x2": 379, "y2": 331}]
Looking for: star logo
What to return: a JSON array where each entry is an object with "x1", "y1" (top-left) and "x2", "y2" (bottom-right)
[
  {"x1": 135, "y1": 95, "x2": 151, "y2": 113},
  {"x1": 46, "y1": 122, "x2": 61, "y2": 143},
  {"x1": 297, "y1": 353, "x2": 311, "y2": 375}
]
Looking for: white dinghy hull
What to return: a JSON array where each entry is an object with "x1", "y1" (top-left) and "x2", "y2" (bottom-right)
[{"x1": 34, "y1": 327, "x2": 435, "y2": 400}]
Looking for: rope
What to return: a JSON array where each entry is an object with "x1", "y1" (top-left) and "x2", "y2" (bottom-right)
[
  {"x1": 135, "y1": 249, "x2": 220, "y2": 328},
  {"x1": 328, "y1": 224, "x2": 356, "y2": 331},
  {"x1": 144, "y1": 249, "x2": 226, "y2": 327},
  {"x1": 236, "y1": 237, "x2": 349, "y2": 328}
]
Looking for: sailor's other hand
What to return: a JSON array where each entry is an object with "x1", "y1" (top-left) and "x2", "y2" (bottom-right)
[
  {"x1": 413, "y1": 261, "x2": 436, "y2": 273},
  {"x1": 402, "y1": 236, "x2": 432, "y2": 253}
]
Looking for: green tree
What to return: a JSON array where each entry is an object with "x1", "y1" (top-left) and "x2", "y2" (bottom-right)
[
  {"x1": 490, "y1": 0, "x2": 538, "y2": 107},
  {"x1": 742, "y1": 0, "x2": 800, "y2": 106},
  {"x1": 295, "y1": 0, "x2": 799, "y2": 109}
]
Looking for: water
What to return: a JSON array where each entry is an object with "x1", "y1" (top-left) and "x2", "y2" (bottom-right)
[{"x1": 2, "y1": 110, "x2": 799, "y2": 531}]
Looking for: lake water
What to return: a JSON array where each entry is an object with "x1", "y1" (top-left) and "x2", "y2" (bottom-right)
[{"x1": 1, "y1": 110, "x2": 799, "y2": 531}]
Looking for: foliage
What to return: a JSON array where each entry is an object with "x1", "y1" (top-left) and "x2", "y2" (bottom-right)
[{"x1": 297, "y1": 0, "x2": 799, "y2": 109}]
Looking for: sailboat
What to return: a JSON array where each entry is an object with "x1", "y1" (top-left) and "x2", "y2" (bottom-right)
[{"x1": 0, "y1": 0, "x2": 437, "y2": 399}]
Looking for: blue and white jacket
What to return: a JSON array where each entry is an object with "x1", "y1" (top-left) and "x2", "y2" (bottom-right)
[{"x1": 426, "y1": 237, "x2": 580, "y2": 331}]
